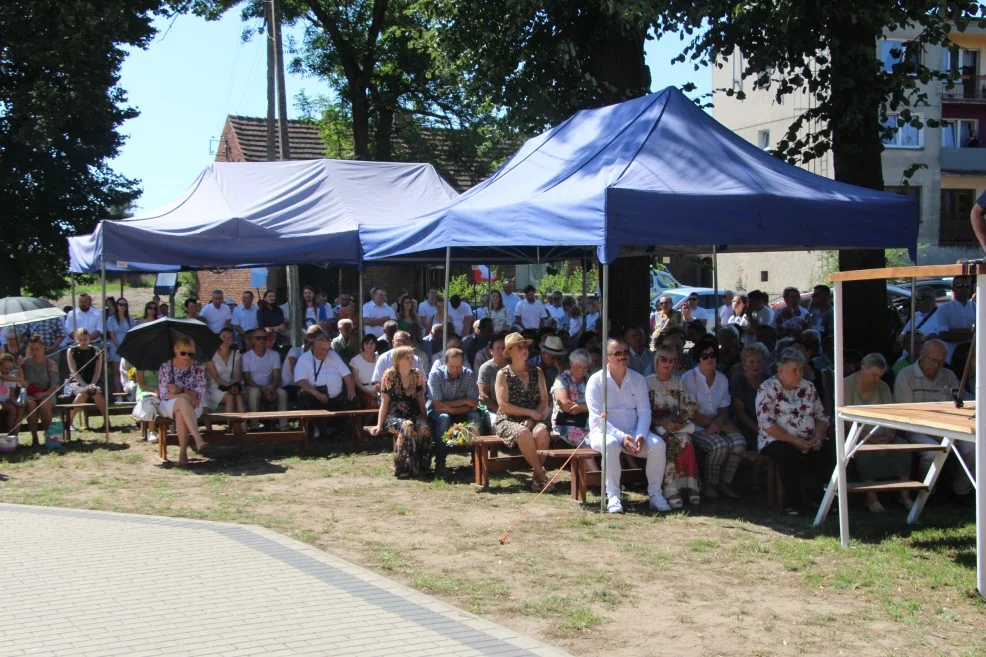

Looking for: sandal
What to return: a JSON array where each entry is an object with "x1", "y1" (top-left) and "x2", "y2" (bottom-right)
[
  {"x1": 688, "y1": 494, "x2": 701, "y2": 506},
  {"x1": 666, "y1": 495, "x2": 684, "y2": 510}
]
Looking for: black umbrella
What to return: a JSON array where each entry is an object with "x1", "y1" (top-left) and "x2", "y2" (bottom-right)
[
  {"x1": 117, "y1": 317, "x2": 221, "y2": 371},
  {"x1": 0, "y1": 296, "x2": 65, "y2": 327}
]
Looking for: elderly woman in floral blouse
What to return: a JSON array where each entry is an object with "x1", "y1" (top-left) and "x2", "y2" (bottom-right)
[
  {"x1": 755, "y1": 347, "x2": 829, "y2": 516},
  {"x1": 646, "y1": 343, "x2": 701, "y2": 508},
  {"x1": 550, "y1": 348, "x2": 591, "y2": 447},
  {"x1": 158, "y1": 335, "x2": 208, "y2": 466}
]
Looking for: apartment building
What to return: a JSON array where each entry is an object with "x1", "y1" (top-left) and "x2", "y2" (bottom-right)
[{"x1": 711, "y1": 25, "x2": 986, "y2": 296}]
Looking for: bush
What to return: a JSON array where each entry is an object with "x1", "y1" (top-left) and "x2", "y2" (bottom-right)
[{"x1": 536, "y1": 264, "x2": 598, "y2": 298}]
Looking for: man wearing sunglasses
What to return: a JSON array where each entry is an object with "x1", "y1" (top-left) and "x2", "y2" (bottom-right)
[
  {"x1": 937, "y1": 275, "x2": 976, "y2": 370},
  {"x1": 585, "y1": 338, "x2": 669, "y2": 514}
]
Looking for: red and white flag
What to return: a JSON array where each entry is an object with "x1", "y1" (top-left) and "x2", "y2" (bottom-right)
[{"x1": 471, "y1": 265, "x2": 497, "y2": 283}]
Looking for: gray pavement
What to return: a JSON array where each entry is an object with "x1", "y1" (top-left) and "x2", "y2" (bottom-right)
[{"x1": 0, "y1": 504, "x2": 572, "y2": 657}]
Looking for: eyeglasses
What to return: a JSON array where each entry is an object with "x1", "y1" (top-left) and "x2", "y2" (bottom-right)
[
  {"x1": 657, "y1": 356, "x2": 677, "y2": 364},
  {"x1": 658, "y1": 300, "x2": 672, "y2": 306},
  {"x1": 608, "y1": 350, "x2": 630, "y2": 357},
  {"x1": 699, "y1": 351, "x2": 717, "y2": 360},
  {"x1": 178, "y1": 351, "x2": 193, "y2": 357}
]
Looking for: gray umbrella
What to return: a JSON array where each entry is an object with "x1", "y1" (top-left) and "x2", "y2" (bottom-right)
[{"x1": 0, "y1": 297, "x2": 65, "y2": 327}]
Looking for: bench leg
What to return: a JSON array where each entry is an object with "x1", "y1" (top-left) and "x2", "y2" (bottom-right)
[
  {"x1": 157, "y1": 419, "x2": 167, "y2": 461},
  {"x1": 473, "y1": 443, "x2": 490, "y2": 487},
  {"x1": 576, "y1": 459, "x2": 587, "y2": 503},
  {"x1": 299, "y1": 419, "x2": 310, "y2": 455},
  {"x1": 352, "y1": 417, "x2": 362, "y2": 450},
  {"x1": 60, "y1": 408, "x2": 71, "y2": 443}
]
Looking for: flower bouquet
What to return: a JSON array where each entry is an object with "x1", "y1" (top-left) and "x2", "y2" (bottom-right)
[{"x1": 442, "y1": 422, "x2": 479, "y2": 447}]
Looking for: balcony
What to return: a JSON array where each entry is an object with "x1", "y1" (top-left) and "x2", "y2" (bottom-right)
[
  {"x1": 942, "y1": 75, "x2": 986, "y2": 103},
  {"x1": 941, "y1": 146, "x2": 986, "y2": 174}
]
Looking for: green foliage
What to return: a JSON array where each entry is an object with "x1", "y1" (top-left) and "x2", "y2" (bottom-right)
[
  {"x1": 439, "y1": 274, "x2": 473, "y2": 303},
  {"x1": 536, "y1": 264, "x2": 598, "y2": 299},
  {"x1": 821, "y1": 247, "x2": 921, "y2": 283},
  {"x1": 178, "y1": 272, "x2": 199, "y2": 301},
  {"x1": 0, "y1": 0, "x2": 163, "y2": 296}
]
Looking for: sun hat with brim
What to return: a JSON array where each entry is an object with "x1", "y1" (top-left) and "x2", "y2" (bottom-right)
[
  {"x1": 541, "y1": 335, "x2": 568, "y2": 356},
  {"x1": 504, "y1": 332, "x2": 532, "y2": 354}
]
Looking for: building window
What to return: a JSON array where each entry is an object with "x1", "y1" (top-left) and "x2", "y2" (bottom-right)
[
  {"x1": 882, "y1": 113, "x2": 924, "y2": 148},
  {"x1": 757, "y1": 129, "x2": 770, "y2": 150},
  {"x1": 886, "y1": 186, "x2": 922, "y2": 223},
  {"x1": 881, "y1": 39, "x2": 921, "y2": 73},
  {"x1": 941, "y1": 119, "x2": 979, "y2": 148},
  {"x1": 939, "y1": 189, "x2": 978, "y2": 245}
]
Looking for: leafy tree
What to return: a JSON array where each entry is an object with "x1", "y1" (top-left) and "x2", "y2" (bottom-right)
[
  {"x1": 656, "y1": 1, "x2": 986, "y2": 352},
  {"x1": 0, "y1": 0, "x2": 161, "y2": 297}
]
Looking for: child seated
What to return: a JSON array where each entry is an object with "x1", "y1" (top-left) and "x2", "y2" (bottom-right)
[{"x1": 0, "y1": 353, "x2": 26, "y2": 433}]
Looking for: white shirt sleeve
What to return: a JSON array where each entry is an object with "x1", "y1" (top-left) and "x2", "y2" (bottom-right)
[{"x1": 585, "y1": 373, "x2": 627, "y2": 442}]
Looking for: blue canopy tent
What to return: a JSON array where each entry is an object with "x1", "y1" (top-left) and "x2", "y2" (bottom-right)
[
  {"x1": 359, "y1": 86, "x2": 918, "y2": 264},
  {"x1": 68, "y1": 159, "x2": 459, "y2": 273},
  {"x1": 359, "y1": 86, "x2": 919, "y2": 512}
]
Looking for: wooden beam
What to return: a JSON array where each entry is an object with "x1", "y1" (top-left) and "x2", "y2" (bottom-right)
[{"x1": 828, "y1": 263, "x2": 978, "y2": 282}]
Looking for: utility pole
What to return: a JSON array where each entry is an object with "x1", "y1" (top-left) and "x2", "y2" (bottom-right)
[{"x1": 269, "y1": 0, "x2": 300, "y2": 346}]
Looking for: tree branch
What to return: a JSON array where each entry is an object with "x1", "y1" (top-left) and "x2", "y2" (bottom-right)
[{"x1": 303, "y1": 0, "x2": 362, "y2": 83}]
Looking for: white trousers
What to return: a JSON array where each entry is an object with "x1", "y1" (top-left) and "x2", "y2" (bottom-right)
[
  {"x1": 247, "y1": 387, "x2": 289, "y2": 430},
  {"x1": 588, "y1": 430, "x2": 666, "y2": 500}
]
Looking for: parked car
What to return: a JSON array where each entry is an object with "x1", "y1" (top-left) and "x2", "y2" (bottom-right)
[
  {"x1": 650, "y1": 269, "x2": 682, "y2": 297},
  {"x1": 656, "y1": 287, "x2": 731, "y2": 312}
]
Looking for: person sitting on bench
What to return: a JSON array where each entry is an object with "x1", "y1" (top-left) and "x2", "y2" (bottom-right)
[
  {"x1": 427, "y1": 347, "x2": 481, "y2": 477},
  {"x1": 242, "y1": 328, "x2": 288, "y2": 430},
  {"x1": 295, "y1": 332, "x2": 357, "y2": 439}
]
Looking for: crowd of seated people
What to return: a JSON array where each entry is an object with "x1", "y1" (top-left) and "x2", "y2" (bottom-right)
[{"x1": 0, "y1": 276, "x2": 977, "y2": 517}]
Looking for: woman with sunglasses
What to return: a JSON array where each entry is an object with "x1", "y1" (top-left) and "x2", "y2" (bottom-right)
[
  {"x1": 646, "y1": 343, "x2": 702, "y2": 508},
  {"x1": 681, "y1": 336, "x2": 747, "y2": 501},
  {"x1": 138, "y1": 301, "x2": 159, "y2": 325},
  {"x1": 494, "y1": 332, "x2": 551, "y2": 491},
  {"x1": 106, "y1": 297, "x2": 134, "y2": 395},
  {"x1": 158, "y1": 336, "x2": 208, "y2": 466},
  {"x1": 650, "y1": 294, "x2": 682, "y2": 342}
]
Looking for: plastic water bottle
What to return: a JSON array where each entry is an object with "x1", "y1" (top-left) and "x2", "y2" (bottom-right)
[{"x1": 16, "y1": 388, "x2": 26, "y2": 405}]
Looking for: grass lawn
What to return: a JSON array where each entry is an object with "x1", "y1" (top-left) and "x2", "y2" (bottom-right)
[{"x1": 1, "y1": 418, "x2": 983, "y2": 657}]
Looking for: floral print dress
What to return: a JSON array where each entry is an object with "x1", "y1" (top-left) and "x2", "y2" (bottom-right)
[
  {"x1": 495, "y1": 366, "x2": 547, "y2": 447},
  {"x1": 754, "y1": 377, "x2": 828, "y2": 451},
  {"x1": 646, "y1": 374, "x2": 701, "y2": 500},
  {"x1": 550, "y1": 371, "x2": 589, "y2": 447},
  {"x1": 381, "y1": 368, "x2": 431, "y2": 477}
]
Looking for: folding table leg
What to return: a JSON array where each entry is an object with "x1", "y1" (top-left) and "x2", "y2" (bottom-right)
[
  {"x1": 908, "y1": 436, "x2": 953, "y2": 524},
  {"x1": 814, "y1": 423, "x2": 863, "y2": 526}
]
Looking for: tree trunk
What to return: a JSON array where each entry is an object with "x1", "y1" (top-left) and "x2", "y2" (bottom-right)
[
  {"x1": 351, "y1": 78, "x2": 372, "y2": 160},
  {"x1": 828, "y1": 17, "x2": 890, "y2": 357},
  {"x1": 373, "y1": 106, "x2": 394, "y2": 161},
  {"x1": 0, "y1": 253, "x2": 21, "y2": 297},
  {"x1": 606, "y1": 256, "x2": 650, "y2": 338}
]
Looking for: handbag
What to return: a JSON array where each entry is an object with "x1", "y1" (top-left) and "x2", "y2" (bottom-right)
[{"x1": 131, "y1": 395, "x2": 160, "y2": 422}]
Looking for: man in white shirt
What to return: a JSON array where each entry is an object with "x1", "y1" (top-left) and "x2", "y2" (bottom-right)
[
  {"x1": 680, "y1": 292, "x2": 711, "y2": 332},
  {"x1": 898, "y1": 288, "x2": 941, "y2": 360},
  {"x1": 894, "y1": 339, "x2": 974, "y2": 498},
  {"x1": 417, "y1": 288, "x2": 439, "y2": 330},
  {"x1": 514, "y1": 285, "x2": 548, "y2": 330},
  {"x1": 747, "y1": 290, "x2": 774, "y2": 327},
  {"x1": 241, "y1": 328, "x2": 288, "y2": 428},
  {"x1": 546, "y1": 291, "x2": 567, "y2": 325},
  {"x1": 937, "y1": 275, "x2": 975, "y2": 368},
  {"x1": 62, "y1": 293, "x2": 103, "y2": 346},
  {"x1": 199, "y1": 289, "x2": 232, "y2": 334},
  {"x1": 718, "y1": 290, "x2": 734, "y2": 326},
  {"x1": 231, "y1": 291, "x2": 259, "y2": 347},
  {"x1": 295, "y1": 333, "x2": 357, "y2": 439},
  {"x1": 362, "y1": 287, "x2": 397, "y2": 338},
  {"x1": 372, "y1": 331, "x2": 426, "y2": 387},
  {"x1": 586, "y1": 338, "x2": 669, "y2": 514},
  {"x1": 501, "y1": 280, "x2": 522, "y2": 318},
  {"x1": 447, "y1": 295, "x2": 474, "y2": 336}
]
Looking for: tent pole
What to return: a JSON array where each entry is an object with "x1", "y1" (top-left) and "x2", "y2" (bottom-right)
[
  {"x1": 71, "y1": 275, "x2": 76, "y2": 318},
  {"x1": 833, "y1": 280, "x2": 849, "y2": 547},
  {"x1": 120, "y1": 274, "x2": 124, "y2": 299},
  {"x1": 101, "y1": 255, "x2": 110, "y2": 443},
  {"x1": 443, "y1": 247, "x2": 451, "y2": 351},
  {"x1": 975, "y1": 269, "x2": 986, "y2": 596},
  {"x1": 909, "y1": 277, "x2": 916, "y2": 360},
  {"x1": 600, "y1": 262, "x2": 609, "y2": 512},
  {"x1": 358, "y1": 270, "x2": 364, "y2": 338},
  {"x1": 712, "y1": 246, "x2": 720, "y2": 330},
  {"x1": 581, "y1": 251, "x2": 588, "y2": 332},
  {"x1": 286, "y1": 265, "x2": 301, "y2": 347},
  {"x1": 487, "y1": 263, "x2": 492, "y2": 318}
]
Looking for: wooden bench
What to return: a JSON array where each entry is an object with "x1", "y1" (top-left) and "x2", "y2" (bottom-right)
[
  {"x1": 537, "y1": 448, "x2": 650, "y2": 503},
  {"x1": 53, "y1": 402, "x2": 136, "y2": 442},
  {"x1": 154, "y1": 409, "x2": 345, "y2": 462}
]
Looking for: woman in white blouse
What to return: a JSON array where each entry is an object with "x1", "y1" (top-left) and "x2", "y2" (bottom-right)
[
  {"x1": 681, "y1": 336, "x2": 747, "y2": 501},
  {"x1": 349, "y1": 334, "x2": 380, "y2": 408}
]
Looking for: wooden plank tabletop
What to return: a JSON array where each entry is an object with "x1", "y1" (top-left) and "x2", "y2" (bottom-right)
[
  {"x1": 828, "y1": 263, "x2": 982, "y2": 282},
  {"x1": 203, "y1": 410, "x2": 370, "y2": 420},
  {"x1": 838, "y1": 401, "x2": 976, "y2": 435}
]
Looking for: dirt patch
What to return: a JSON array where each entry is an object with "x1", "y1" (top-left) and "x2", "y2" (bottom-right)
[{"x1": 1, "y1": 423, "x2": 982, "y2": 657}]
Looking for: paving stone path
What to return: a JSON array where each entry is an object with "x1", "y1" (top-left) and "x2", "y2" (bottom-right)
[{"x1": 0, "y1": 504, "x2": 572, "y2": 657}]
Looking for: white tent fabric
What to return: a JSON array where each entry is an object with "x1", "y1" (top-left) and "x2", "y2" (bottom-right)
[{"x1": 68, "y1": 159, "x2": 459, "y2": 272}]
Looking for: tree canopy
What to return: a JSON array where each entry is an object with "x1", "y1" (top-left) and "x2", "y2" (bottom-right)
[{"x1": 0, "y1": 0, "x2": 162, "y2": 297}]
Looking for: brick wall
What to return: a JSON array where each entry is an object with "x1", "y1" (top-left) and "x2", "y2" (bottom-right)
[
  {"x1": 214, "y1": 121, "x2": 245, "y2": 163},
  {"x1": 196, "y1": 269, "x2": 262, "y2": 303}
]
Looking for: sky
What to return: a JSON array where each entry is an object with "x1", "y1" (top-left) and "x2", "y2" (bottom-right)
[{"x1": 111, "y1": 12, "x2": 710, "y2": 213}]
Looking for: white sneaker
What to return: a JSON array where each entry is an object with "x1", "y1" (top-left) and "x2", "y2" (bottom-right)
[
  {"x1": 147, "y1": 431, "x2": 158, "y2": 444},
  {"x1": 649, "y1": 494, "x2": 671, "y2": 513},
  {"x1": 312, "y1": 426, "x2": 321, "y2": 439},
  {"x1": 606, "y1": 496, "x2": 624, "y2": 514}
]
